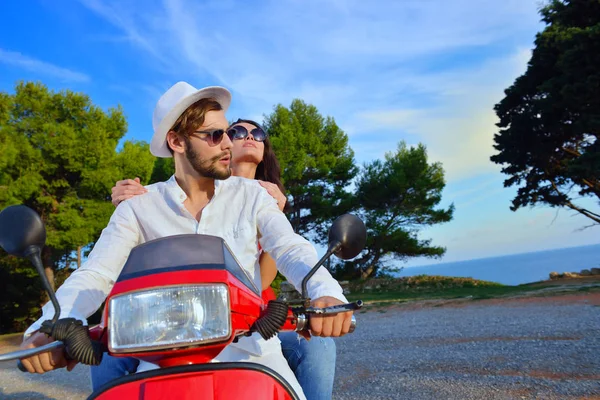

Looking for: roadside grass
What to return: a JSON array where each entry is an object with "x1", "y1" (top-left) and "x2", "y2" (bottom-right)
[
  {"x1": 347, "y1": 285, "x2": 531, "y2": 303},
  {"x1": 346, "y1": 275, "x2": 600, "y2": 307},
  {"x1": 0, "y1": 332, "x2": 23, "y2": 348}
]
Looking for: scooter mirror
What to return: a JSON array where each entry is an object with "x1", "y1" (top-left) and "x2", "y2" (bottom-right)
[
  {"x1": 0, "y1": 205, "x2": 46, "y2": 257},
  {"x1": 328, "y1": 214, "x2": 367, "y2": 260},
  {"x1": 301, "y1": 213, "x2": 367, "y2": 300}
]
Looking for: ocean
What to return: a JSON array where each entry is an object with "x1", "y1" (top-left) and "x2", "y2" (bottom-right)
[{"x1": 396, "y1": 244, "x2": 600, "y2": 286}]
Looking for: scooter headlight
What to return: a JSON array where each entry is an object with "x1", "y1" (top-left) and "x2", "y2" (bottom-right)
[{"x1": 108, "y1": 284, "x2": 231, "y2": 353}]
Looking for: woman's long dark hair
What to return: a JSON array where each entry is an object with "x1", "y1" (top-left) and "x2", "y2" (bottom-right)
[{"x1": 232, "y1": 119, "x2": 289, "y2": 211}]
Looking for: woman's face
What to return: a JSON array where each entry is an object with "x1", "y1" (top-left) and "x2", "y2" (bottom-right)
[{"x1": 230, "y1": 122, "x2": 265, "y2": 166}]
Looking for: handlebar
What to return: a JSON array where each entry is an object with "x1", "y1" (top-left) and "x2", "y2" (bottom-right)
[
  {"x1": 1, "y1": 317, "x2": 105, "y2": 373},
  {"x1": 293, "y1": 300, "x2": 362, "y2": 334},
  {"x1": 5, "y1": 301, "x2": 362, "y2": 371},
  {"x1": 0, "y1": 340, "x2": 64, "y2": 372},
  {"x1": 0, "y1": 340, "x2": 64, "y2": 362}
]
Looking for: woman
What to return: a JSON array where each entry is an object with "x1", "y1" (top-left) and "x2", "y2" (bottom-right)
[{"x1": 94, "y1": 119, "x2": 337, "y2": 400}]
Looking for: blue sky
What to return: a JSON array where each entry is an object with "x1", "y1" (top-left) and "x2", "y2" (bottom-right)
[{"x1": 1, "y1": 0, "x2": 598, "y2": 267}]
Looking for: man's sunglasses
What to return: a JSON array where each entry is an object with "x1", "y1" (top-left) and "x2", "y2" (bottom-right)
[
  {"x1": 191, "y1": 129, "x2": 228, "y2": 146},
  {"x1": 227, "y1": 125, "x2": 267, "y2": 142}
]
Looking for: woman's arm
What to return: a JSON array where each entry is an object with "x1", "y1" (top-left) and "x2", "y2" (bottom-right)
[{"x1": 259, "y1": 251, "x2": 278, "y2": 291}]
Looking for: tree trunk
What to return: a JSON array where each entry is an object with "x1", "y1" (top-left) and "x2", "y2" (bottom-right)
[
  {"x1": 42, "y1": 247, "x2": 55, "y2": 291},
  {"x1": 77, "y1": 246, "x2": 82, "y2": 269},
  {"x1": 360, "y1": 254, "x2": 381, "y2": 279},
  {"x1": 550, "y1": 179, "x2": 600, "y2": 224},
  {"x1": 360, "y1": 265, "x2": 376, "y2": 280},
  {"x1": 565, "y1": 201, "x2": 600, "y2": 224},
  {"x1": 44, "y1": 267, "x2": 55, "y2": 291}
]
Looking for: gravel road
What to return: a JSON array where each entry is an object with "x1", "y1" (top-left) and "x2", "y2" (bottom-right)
[{"x1": 1, "y1": 293, "x2": 599, "y2": 400}]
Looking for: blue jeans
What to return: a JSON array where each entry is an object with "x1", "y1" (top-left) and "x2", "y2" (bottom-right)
[
  {"x1": 279, "y1": 333, "x2": 336, "y2": 400},
  {"x1": 90, "y1": 333, "x2": 336, "y2": 400},
  {"x1": 90, "y1": 354, "x2": 140, "y2": 391}
]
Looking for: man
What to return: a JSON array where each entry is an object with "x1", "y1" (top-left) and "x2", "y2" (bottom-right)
[{"x1": 19, "y1": 82, "x2": 352, "y2": 399}]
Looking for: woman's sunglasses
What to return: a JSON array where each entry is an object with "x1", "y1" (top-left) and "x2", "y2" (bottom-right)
[{"x1": 227, "y1": 125, "x2": 267, "y2": 142}]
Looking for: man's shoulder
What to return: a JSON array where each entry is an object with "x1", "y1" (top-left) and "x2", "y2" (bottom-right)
[
  {"x1": 118, "y1": 180, "x2": 170, "y2": 208},
  {"x1": 144, "y1": 180, "x2": 172, "y2": 193},
  {"x1": 220, "y1": 176, "x2": 263, "y2": 192}
]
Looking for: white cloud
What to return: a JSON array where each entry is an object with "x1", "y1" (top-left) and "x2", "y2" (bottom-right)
[
  {"x1": 0, "y1": 48, "x2": 90, "y2": 83},
  {"x1": 77, "y1": 0, "x2": 542, "y2": 182},
  {"x1": 77, "y1": 0, "x2": 166, "y2": 63},
  {"x1": 354, "y1": 48, "x2": 533, "y2": 181},
  {"x1": 77, "y1": 0, "x2": 541, "y2": 93}
]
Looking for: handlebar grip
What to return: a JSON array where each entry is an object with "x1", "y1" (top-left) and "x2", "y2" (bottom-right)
[{"x1": 17, "y1": 360, "x2": 27, "y2": 372}]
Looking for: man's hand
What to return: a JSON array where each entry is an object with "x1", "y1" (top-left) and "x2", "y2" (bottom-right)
[
  {"x1": 309, "y1": 296, "x2": 353, "y2": 337},
  {"x1": 19, "y1": 332, "x2": 77, "y2": 374}
]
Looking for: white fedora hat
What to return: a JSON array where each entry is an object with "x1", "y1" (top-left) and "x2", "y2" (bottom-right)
[{"x1": 151, "y1": 81, "x2": 232, "y2": 158}]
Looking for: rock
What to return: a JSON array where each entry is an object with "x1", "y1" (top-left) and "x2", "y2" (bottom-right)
[
  {"x1": 549, "y1": 272, "x2": 560, "y2": 280},
  {"x1": 580, "y1": 269, "x2": 592, "y2": 276},
  {"x1": 591, "y1": 268, "x2": 600, "y2": 276},
  {"x1": 563, "y1": 272, "x2": 579, "y2": 278}
]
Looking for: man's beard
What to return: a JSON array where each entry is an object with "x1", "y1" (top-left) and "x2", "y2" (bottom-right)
[{"x1": 184, "y1": 138, "x2": 232, "y2": 180}]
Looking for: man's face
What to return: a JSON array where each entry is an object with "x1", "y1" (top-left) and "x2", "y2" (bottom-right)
[{"x1": 183, "y1": 110, "x2": 233, "y2": 180}]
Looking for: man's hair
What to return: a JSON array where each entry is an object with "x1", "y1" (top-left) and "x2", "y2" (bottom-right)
[{"x1": 167, "y1": 98, "x2": 222, "y2": 154}]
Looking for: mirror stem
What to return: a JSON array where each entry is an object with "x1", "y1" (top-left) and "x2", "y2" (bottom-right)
[
  {"x1": 301, "y1": 241, "x2": 342, "y2": 303},
  {"x1": 25, "y1": 246, "x2": 61, "y2": 324}
]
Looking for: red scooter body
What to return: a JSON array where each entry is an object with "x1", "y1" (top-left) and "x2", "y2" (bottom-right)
[
  {"x1": 90, "y1": 363, "x2": 298, "y2": 400},
  {"x1": 88, "y1": 234, "x2": 303, "y2": 400}
]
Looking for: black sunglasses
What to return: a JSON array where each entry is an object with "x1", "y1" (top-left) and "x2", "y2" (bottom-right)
[
  {"x1": 191, "y1": 129, "x2": 227, "y2": 145},
  {"x1": 227, "y1": 125, "x2": 267, "y2": 142}
]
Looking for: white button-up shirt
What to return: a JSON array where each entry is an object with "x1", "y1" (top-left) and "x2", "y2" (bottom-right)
[{"x1": 26, "y1": 175, "x2": 347, "y2": 356}]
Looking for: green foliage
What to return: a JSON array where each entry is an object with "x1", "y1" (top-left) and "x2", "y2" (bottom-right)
[
  {"x1": 263, "y1": 99, "x2": 358, "y2": 241},
  {"x1": 343, "y1": 275, "x2": 530, "y2": 303},
  {"x1": 269, "y1": 272, "x2": 286, "y2": 296},
  {"x1": 491, "y1": 0, "x2": 600, "y2": 225},
  {"x1": 0, "y1": 81, "x2": 155, "y2": 333},
  {"x1": 116, "y1": 141, "x2": 156, "y2": 185},
  {"x1": 335, "y1": 142, "x2": 454, "y2": 279},
  {"x1": 0, "y1": 255, "x2": 43, "y2": 333},
  {"x1": 149, "y1": 157, "x2": 175, "y2": 183}
]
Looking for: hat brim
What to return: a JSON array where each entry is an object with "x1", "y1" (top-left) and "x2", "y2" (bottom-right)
[{"x1": 150, "y1": 86, "x2": 232, "y2": 158}]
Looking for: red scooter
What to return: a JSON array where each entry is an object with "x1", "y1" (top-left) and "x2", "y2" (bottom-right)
[{"x1": 0, "y1": 205, "x2": 366, "y2": 400}]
